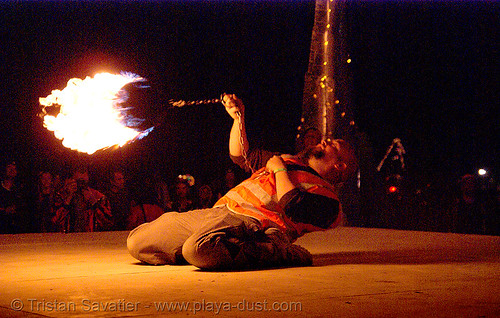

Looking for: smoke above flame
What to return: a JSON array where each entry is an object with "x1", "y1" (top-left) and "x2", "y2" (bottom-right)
[{"x1": 39, "y1": 72, "x2": 154, "y2": 154}]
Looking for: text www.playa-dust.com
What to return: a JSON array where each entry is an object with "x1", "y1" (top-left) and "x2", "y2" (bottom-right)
[
  {"x1": 150, "y1": 299, "x2": 302, "y2": 314},
  {"x1": 12, "y1": 298, "x2": 302, "y2": 315}
]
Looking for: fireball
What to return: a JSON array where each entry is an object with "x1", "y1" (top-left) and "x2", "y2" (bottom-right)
[{"x1": 39, "y1": 72, "x2": 154, "y2": 154}]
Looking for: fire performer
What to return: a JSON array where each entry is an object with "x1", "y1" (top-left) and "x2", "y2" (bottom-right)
[{"x1": 127, "y1": 94, "x2": 357, "y2": 270}]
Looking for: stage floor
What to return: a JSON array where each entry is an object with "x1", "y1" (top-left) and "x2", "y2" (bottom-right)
[{"x1": 1, "y1": 227, "x2": 499, "y2": 317}]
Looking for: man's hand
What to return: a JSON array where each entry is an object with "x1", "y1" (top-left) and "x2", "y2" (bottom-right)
[
  {"x1": 266, "y1": 155, "x2": 286, "y2": 173},
  {"x1": 222, "y1": 94, "x2": 244, "y2": 120},
  {"x1": 224, "y1": 93, "x2": 250, "y2": 164}
]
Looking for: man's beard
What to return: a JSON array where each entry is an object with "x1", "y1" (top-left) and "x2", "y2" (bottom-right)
[{"x1": 302, "y1": 145, "x2": 325, "y2": 160}]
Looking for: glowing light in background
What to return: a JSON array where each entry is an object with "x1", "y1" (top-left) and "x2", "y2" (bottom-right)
[
  {"x1": 478, "y1": 168, "x2": 487, "y2": 176},
  {"x1": 39, "y1": 72, "x2": 154, "y2": 155}
]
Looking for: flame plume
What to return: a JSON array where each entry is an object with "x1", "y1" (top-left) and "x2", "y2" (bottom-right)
[{"x1": 39, "y1": 72, "x2": 154, "y2": 154}]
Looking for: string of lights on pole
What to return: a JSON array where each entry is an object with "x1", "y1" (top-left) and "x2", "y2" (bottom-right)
[{"x1": 298, "y1": 0, "x2": 355, "y2": 143}]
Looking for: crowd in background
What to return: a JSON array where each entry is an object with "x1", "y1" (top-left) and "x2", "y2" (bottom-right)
[
  {"x1": 355, "y1": 170, "x2": 498, "y2": 236},
  {"x1": 0, "y1": 130, "x2": 498, "y2": 236},
  {"x1": 0, "y1": 157, "x2": 245, "y2": 234}
]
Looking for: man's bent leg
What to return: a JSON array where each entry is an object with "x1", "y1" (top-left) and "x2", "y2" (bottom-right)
[
  {"x1": 182, "y1": 209, "x2": 265, "y2": 270},
  {"x1": 127, "y1": 209, "x2": 211, "y2": 265},
  {"x1": 182, "y1": 209, "x2": 312, "y2": 270}
]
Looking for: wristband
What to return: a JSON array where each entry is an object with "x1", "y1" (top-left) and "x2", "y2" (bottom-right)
[{"x1": 273, "y1": 168, "x2": 288, "y2": 174}]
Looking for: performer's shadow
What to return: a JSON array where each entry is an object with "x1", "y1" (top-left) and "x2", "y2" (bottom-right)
[
  {"x1": 312, "y1": 248, "x2": 494, "y2": 266},
  {"x1": 129, "y1": 248, "x2": 495, "y2": 270}
]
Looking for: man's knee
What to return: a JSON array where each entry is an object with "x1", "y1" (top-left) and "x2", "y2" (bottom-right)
[
  {"x1": 126, "y1": 223, "x2": 147, "y2": 259},
  {"x1": 181, "y1": 235, "x2": 212, "y2": 269},
  {"x1": 127, "y1": 223, "x2": 172, "y2": 265},
  {"x1": 182, "y1": 234, "x2": 233, "y2": 270},
  {"x1": 180, "y1": 236, "x2": 197, "y2": 265}
]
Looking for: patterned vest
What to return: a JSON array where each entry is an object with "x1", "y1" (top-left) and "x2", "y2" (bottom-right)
[{"x1": 214, "y1": 157, "x2": 341, "y2": 237}]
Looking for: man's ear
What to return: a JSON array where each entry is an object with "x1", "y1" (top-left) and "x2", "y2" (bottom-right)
[{"x1": 334, "y1": 162, "x2": 347, "y2": 171}]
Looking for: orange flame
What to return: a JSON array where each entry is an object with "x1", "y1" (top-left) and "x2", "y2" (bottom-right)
[{"x1": 40, "y1": 72, "x2": 153, "y2": 154}]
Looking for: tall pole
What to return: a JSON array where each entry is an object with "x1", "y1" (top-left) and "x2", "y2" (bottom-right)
[{"x1": 299, "y1": 0, "x2": 354, "y2": 142}]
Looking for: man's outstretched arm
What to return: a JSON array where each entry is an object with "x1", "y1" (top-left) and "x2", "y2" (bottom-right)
[{"x1": 222, "y1": 94, "x2": 249, "y2": 158}]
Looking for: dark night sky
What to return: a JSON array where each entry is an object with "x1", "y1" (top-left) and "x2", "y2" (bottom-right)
[
  {"x1": 348, "y1": 1, "x2": 499, "y2": 179},
  {"x1": 0, "y1": 0, "x2": 498, "y2": 187}
]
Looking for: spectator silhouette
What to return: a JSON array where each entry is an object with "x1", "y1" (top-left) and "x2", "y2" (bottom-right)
[
  {"x1": 171, "y1": 175, "x2": 196, "y2": 212},
  {"x1": 451, "y1": 174, "x2": 486, "y2": 234},
  {"x1": 0, "y1": 159, "x2": 27, "y2": 233}
]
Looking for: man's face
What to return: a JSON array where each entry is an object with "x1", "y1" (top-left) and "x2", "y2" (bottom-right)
[
  {"x1": 307, "y1": 139, "x2": 342, "y2": 162},
  {"x1": 40, "y1": 172, "x2": 53, "y2": 189},
  {"x1": 198, "y1": 185, "x2": 213, "y2": 201},
  {"x1": 176, "y1": 182, "x2": 189, "y2": 197},
  {"x1": 112, "y1": 172, "x2": 125, "y2": 190},
  {"x1": 306, "y1": 138, "x2": 355, "y2": 181},
  {"x1": 73, "y1": 171, "x2": 89, "y2": 190}
]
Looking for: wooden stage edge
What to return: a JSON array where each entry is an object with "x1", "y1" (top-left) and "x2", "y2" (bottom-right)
[{"x1": 1, "y1": 226, "x2": 499, "y2": 317}]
